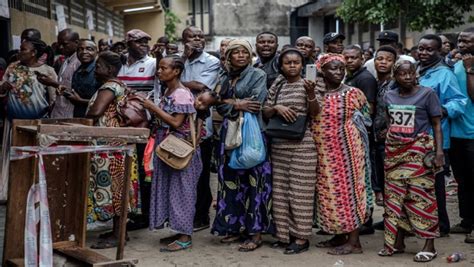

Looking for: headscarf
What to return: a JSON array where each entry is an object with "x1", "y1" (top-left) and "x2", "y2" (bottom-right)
[
  {"x1": 316, "y1": 53, "x2": 346, "y2": 72},
  {"x1": 224, "y1": 39, "x2": 253, "y2": 73}
]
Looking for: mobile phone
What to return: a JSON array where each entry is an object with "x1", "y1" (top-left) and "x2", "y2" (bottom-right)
[{"x1": 305, "y1": 64, "x2": 317, "y2": 81}]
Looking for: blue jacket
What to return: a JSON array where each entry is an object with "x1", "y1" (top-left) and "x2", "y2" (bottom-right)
[
  {"x1": 451, "y1": 62, "x2": 474, "y2": 139},
  {"x1": 419, "y1": 63, "x2": 467, "y2": 149}
]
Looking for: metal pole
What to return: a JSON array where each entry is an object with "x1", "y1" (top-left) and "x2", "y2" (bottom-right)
[
  {"x1": 336, "y1": 19, "x2": 339, "y2": 33},
  {"x1": 200, "y1": 0, "x2": 204, "y2": 31},
  {"x1": 192, "y1": 0, "x2": 196, "y2": 26}
]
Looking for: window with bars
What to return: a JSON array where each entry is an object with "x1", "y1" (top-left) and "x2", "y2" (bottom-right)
[
  {"x1": 8, "y1": 0, "x2": 124, "y2": 37},
  {"x1": 70, "y1": 0, "x2": 85, "y2": 27}
]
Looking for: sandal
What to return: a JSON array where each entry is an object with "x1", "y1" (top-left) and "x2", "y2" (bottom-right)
[
  {"x1": 327, "y1": 244, "x2": 363, "y2": 255},
  {"x1": 220, "y1": 235, "x2": 241, "y2": 244},
  {"x1": 284, "y1": 241, "x2": 309, "y2": 255},
  {"x1": 160, "y1": 234, "x2": 180, "y2": 244},
  {"x1": 238, "y1": 239, "x2": 263, "y2": 252},
  {"x1": 160, "y1": 240, "x2": 192, "y2": 252},
  {"x1": 413, "y1": 251, "x2": 437, "y2": 262},
  {"x1": 378, "y1": 247, "x2": 404, "y2": 256},
  {"x1": 315, "y1": 237, "x2": 347, "y2": 248},
  {"x1": 90, "y1": 238, "x2": 121, "y2": 249},
  {"x1": 98, "y1": 231, "x2": 130, "y2": 241}
]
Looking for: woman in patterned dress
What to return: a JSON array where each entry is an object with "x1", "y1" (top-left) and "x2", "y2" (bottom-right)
[
  {"x1": 0, "y1": 38, "x2": 56, "y2": 119},
  {"x1": 263, "y1": 48, "x2": 320, "y2": 254},
  {"x1": 141, "y1": 55, "x2": 202, "y2": 252},
  {"x1": 378, "y1": 61, "x2": 443, "y2": 263},
  {"x1": 211, "y1": 39, "x2": 274, "y2": 252},
  {"x1": 86, "y1": 51, "x2": 139, "y2": 248},
  {"x1": 312, "y1": 53, "x2": 372, "y2": 255}
]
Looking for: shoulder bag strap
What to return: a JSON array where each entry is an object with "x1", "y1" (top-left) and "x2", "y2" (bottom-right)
[
  {"x1": 273, "y1": 80, "x2": 286, "y2": 105},
  {"x1": 189, "y1": 114, "x2": 197, "y2": 149}
]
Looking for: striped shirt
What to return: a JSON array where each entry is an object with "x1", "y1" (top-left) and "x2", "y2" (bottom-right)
[{"x1": 118, "y1": 55, "x2": 156, "y2": 92}]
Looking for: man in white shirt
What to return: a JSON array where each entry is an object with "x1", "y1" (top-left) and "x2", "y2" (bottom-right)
[{"x1": 181, "y1": 26, "x2": 220, "y2": 232}]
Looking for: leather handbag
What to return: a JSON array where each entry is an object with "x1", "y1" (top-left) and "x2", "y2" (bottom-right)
[
  {"x1": 265, "y1": 82, "x2": 307, "y2": 140},
  {"x1": 155, "y1": 115, "x2": 196, "y2": 170},
  {"x1": 224, "y1": 111, "x2": 244, "y2": 150},
  {"x1": 117, "y1": 90, "x2": 149, "y2": 128}
]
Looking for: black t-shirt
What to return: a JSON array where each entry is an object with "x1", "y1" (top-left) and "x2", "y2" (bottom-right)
[
  {"x1": 254, "y1": 55, "x2": 279, "y2": 89},
  {"x1": 345, "y1": 67, "x2": 377, "y2": 104}
]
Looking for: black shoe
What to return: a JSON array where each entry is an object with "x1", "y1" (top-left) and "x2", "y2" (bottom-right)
[
  {"x1": 271, "y1": 241, "x2": 289, "y2": 249},
  {"x1": 126, "y1": 217, "x2": 149, "y2": 231},
  {"x1": 450, "y1": 223, "x2": 472, "y2": 234},
  {"x1": 373, "y1": 221, "x2": 384, "y2": 231},
  {"x1": 284, "y1": 241, "x2": 309, "y2": 255},
  {"x1": 440, "y1": 231, "x2": 450, "y2": 237},
  {"x1": 359, "y1": 225, "x2": 375, "y2": 235},
  {"x1": 193, "y1": 221, "x2": 210, "y2": 232},
  {"x1": 316, "y1": 229, "x2": 331, "y2": 235}
]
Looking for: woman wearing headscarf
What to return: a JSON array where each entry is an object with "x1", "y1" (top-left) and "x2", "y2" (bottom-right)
[
  {"x1": 263, "y1": 48, "x2": 320, "y2": 254},
  {"x1": 211, "y1": 39, "x2": 274, "y2": 252},
  {"x1": 378, "y1": 60, "x2": 443, "y2": 263},
  {"x1": 312, "y1": 53, "x2": 373, "y2": 255}
]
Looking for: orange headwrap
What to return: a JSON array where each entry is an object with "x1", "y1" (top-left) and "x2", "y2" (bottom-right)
[{"x1": 316, "y1": 53, "x2": 346, "y2": 72}]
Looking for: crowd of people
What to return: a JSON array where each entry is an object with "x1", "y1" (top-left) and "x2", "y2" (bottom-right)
[{"x1": 0, "y1": 24, "x2": 473, "y2": 263}]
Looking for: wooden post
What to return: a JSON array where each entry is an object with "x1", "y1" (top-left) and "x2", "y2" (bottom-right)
[{"x1": 116, "y1": 152, "x2": 132, "y2": 260}]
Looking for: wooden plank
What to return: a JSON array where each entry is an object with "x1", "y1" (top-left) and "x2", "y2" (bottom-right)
[
  {"x1": 37, "y1": 125, "x2": 149, "y2": 143},
  {"x1": 3, "y1": 120, "x2": 38, "y2": 265},
  {"x1": 92, "y1": 258, "x2": 139, "y2": 267},
  {"x1": 15, "y1": 125, "x2": 38, "y2": 133},
  {"x1": 116, "y1": 155, "x2": 132, "y2": 260},
  {"x1": 53, "y1": 240, "x2": 77, "y2": 249},
  {"x1": 38, "y1": 124, "x2": 149, "y2": 137},
  {"x1": 5, "y1": 258, "x2": 24, "y2": 267},
  {"x1": 38, "y1": 118, "x2": 93, "y2": 126},
  {"x1": 55, "y1": 246, "x2": 112, "y2": 264}
]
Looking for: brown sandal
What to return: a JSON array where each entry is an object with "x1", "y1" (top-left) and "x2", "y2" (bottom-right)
[{"x1": 327, "y1": 244, "x2": 363, "y2": 255}]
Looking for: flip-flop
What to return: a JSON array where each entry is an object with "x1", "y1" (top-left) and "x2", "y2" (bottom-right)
[
  {"x1": 413, "y1": 251, "x2": 437, "y2": 262},
  {"x1": 327, "y1": 245, "x2": 363, "y2": 255},
  {"x1": 160, "y1": 234, "x2": 180, "y2": 244},
  {"x1": 238, "y1": 239, "x2": 263, "y2": 252},
  {"x1": 90, "y1": 238, "x2": 121, "y2": 249},
  {"x1": 160, "y1": 240, "x2": 192, "y2": 252},
  {"x1": 378, "y1": 247, "x2": 405, "y2": 256},
  {"x1": 98, "y1": 231, "x2": 130, "y2": 241},
  {"x1": 315, "y1": 237, "x2": 347, "y2": 248}
]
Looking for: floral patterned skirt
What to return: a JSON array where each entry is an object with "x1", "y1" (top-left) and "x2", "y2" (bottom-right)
[
  {"x1": 87, "y1": 150, "x2": 141, "y2": 224},
  {"x1": 211, "y1": 119, "x2": 275, "y2": 236}
]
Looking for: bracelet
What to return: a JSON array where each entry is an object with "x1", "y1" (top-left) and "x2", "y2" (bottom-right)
[{"x1": 307, "y1": 96, "x2": 317, "y2": 102}]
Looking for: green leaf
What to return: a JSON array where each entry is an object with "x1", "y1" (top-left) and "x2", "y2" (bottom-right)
[{"x1": 225, "y1": 181, "x2": 237, "y2": 190}]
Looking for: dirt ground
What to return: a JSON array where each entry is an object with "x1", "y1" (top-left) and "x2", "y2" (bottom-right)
[{"x1": 88, "y1": 174, "x2": 474, "y2": 267}]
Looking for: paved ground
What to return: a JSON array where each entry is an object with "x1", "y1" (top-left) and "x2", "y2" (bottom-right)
[
  {"x1": 1, "y1": 175, "x2": 474, "y2": 266},
  {"x1": 90, "y1": 175, "x2": 474, "y2": 267}
]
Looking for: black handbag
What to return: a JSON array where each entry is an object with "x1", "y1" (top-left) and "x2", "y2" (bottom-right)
[{"x1": 265, "y1": 82, "x2": 307, "y2": 140}]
